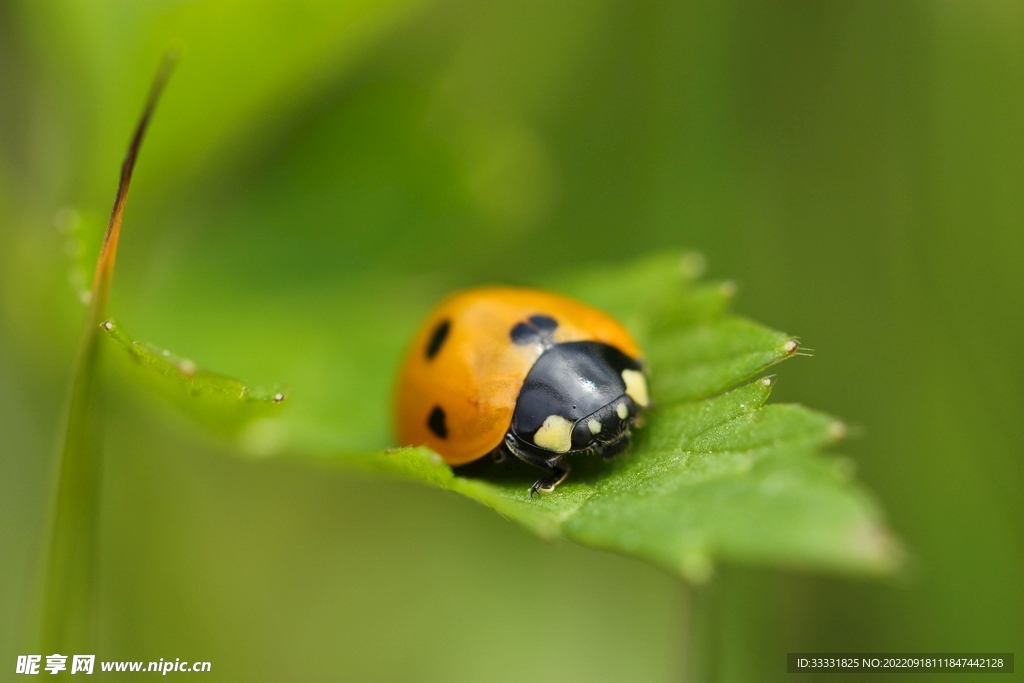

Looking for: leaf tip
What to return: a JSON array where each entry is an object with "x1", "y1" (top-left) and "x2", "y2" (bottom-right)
[
  {"x1": 782, "y1": 339, "x2": 799, "y2": 355},
  {"x1": 827, "y1": 420, "x2": 848, "y2": 442},
  {"x1": 849, "y1": 520, "x2": 907, "y2": 575}
]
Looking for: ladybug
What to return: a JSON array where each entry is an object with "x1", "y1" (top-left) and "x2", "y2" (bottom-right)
[{"x1": 395, "y1": 287, "x2": 649, "y2": 495}]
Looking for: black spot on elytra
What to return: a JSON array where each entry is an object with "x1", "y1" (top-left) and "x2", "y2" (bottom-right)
[
  {"x1": 510, "y1": 314, "x2": 559, "y2": 345},
  {"x1": 427, "y1": 406, "x2": 447, "y2": 438},
  {"x1": 425, "y1": 319, "x2": 450, "y2": 359},
  {"x1": 510, "y1": 322, "x2": 539, "y2": 345},
  {"x1": 529, "y1": 314, "x2": 558, "y2": 333}
]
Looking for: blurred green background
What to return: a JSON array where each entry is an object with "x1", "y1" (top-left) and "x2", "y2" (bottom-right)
[{"x1": 1, "y1": 1, "x2": 1022, "y2": 681}]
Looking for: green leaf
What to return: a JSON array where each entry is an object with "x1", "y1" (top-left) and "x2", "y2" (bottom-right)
[
  {"x1": 255, "y1": 252, "x2": 904, "y2": 581},
  {"x1": 101, "y1": 319, "x2": 286, "y2": 434},
  {"x1": 95, "y1": 248, "x2": 901, "y2": 582}
]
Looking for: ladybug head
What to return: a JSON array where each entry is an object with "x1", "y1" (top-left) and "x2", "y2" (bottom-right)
[{"x1": 508, "y1": 341, "x2": 647, "y2": 458}]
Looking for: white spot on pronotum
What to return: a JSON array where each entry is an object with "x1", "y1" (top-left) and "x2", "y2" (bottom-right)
[
  {"x1": 622, "y1": 369, "x2": 649, "y2": 408},
  {"x1": 761, "y1": 376, "x2": 772, "y2": 387},
  {"x1": 616, "y1": 402, "x2": 629, "y2": 420},
  {"x1": 533, "y1": 414, "x2": 573, "y2": 453},
  {"x1": 783, "y1": 340, "x2": 799, "y2": 354},
  {"x1": 273, "y1": 392, "x2": 286, "y2": 403},
  {"x1": 588, "y1": 419, "x2": 602, "y2": 435},
  {"x1": 178, "y1": 359, "x2": 197, "y2": 376},
  {"x1": 101, "y1": 320, "x2": 114, "y2": 331}
]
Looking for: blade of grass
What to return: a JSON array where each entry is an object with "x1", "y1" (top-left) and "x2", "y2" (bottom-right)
[{"x1": 36, "y1": 54, "x2": 176, "y2": 652}]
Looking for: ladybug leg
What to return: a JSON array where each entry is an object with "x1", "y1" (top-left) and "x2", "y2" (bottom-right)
[
  {"x1": 503, "y1": 433, "x2": 572, "y2": 496},
  {"x1": 529, "y1": 464, "x2": 570, "y2": 498}
]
